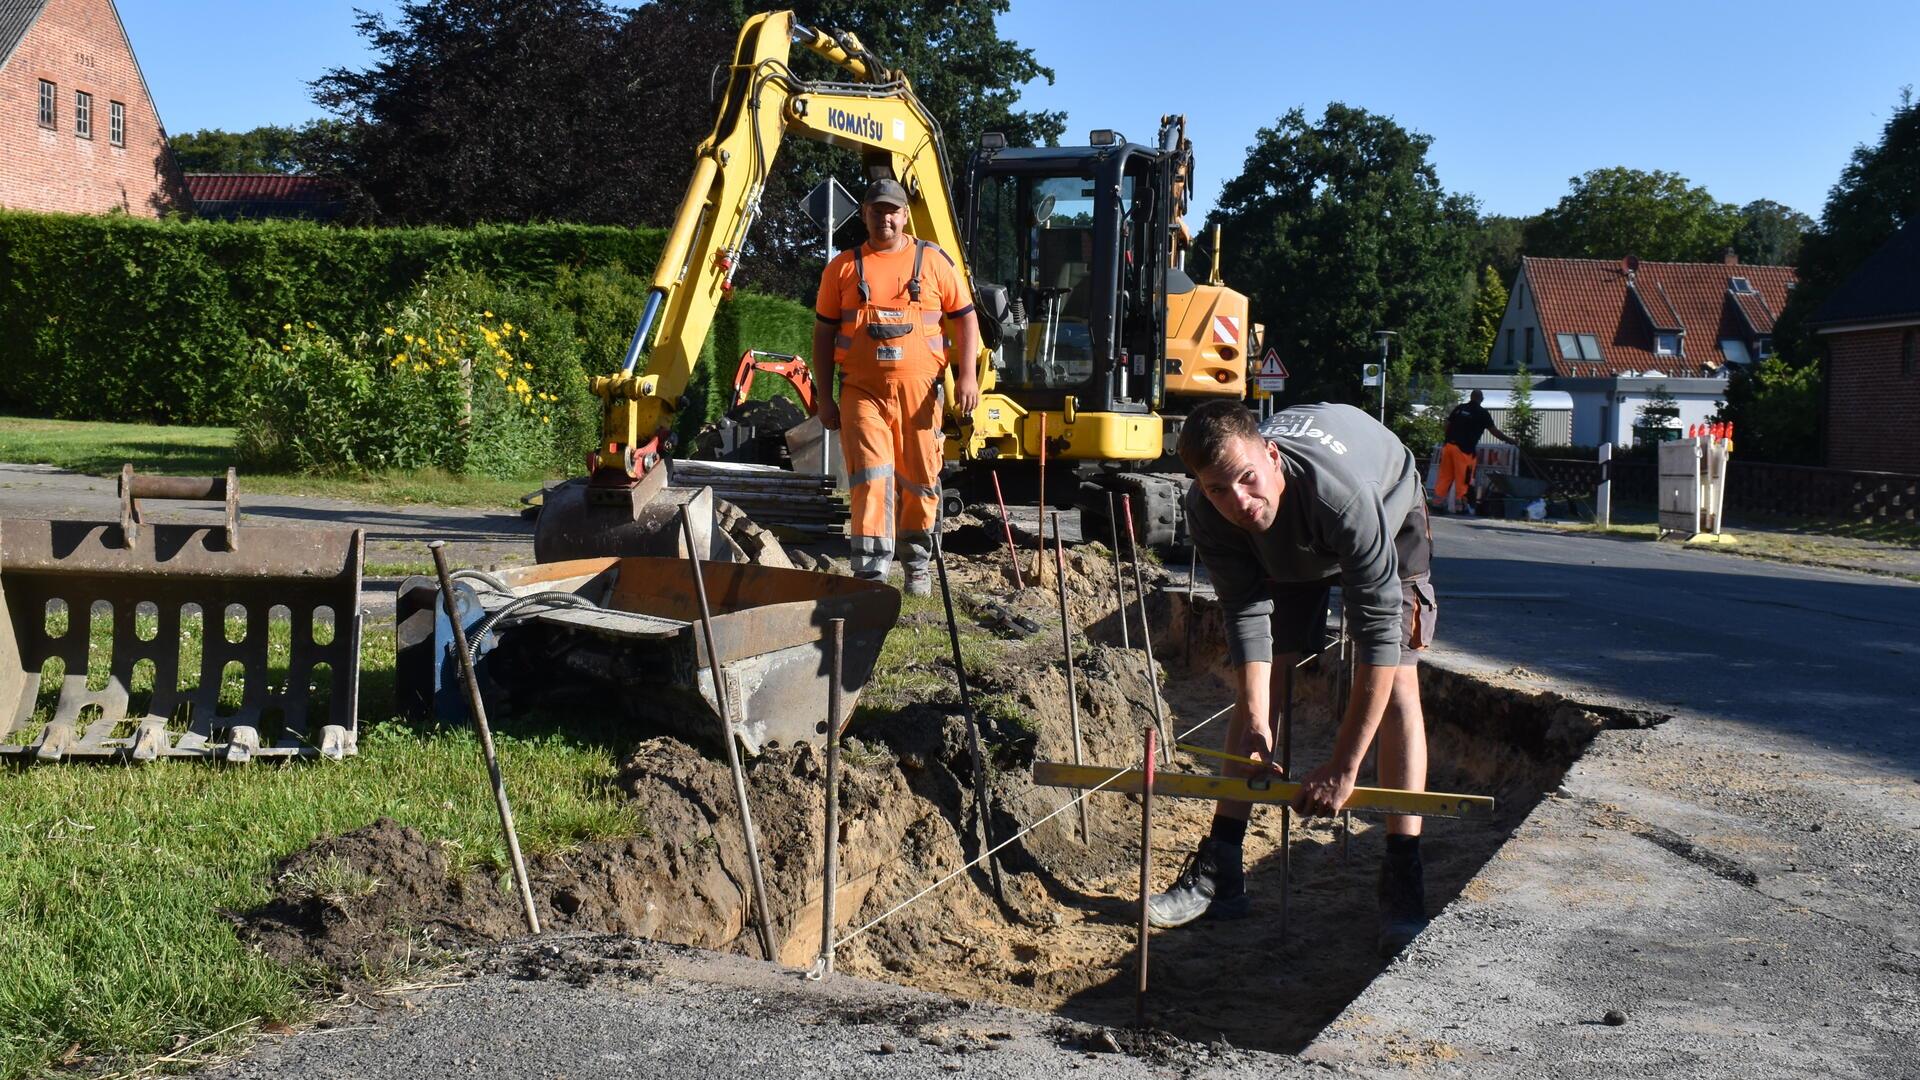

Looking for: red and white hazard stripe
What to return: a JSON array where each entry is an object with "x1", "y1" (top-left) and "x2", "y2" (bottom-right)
[{"x1": 1211, "y1": 315, "x2": 1240, "y2": 346}]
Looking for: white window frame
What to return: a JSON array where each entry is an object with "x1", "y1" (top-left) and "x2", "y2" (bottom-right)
[
  {"x1": 109, "y1": 100, "x2": 125, "y2": 147},
  {"x1": 74, "y1": 90, "x2": 91, "y2": 139},
  {"x1": 1654, "y1": 333, "x2": 1680, "y2": 357},
  {"x1": 1729, "y1": 277, "x2": 1754, "y2": 294},
  {"x1": 38, "y1": 80, "x2": 55, "y2": 128}
]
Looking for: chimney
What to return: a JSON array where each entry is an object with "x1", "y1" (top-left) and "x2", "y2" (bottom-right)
[
  {"x1": 1624, "y1": 254, "x2": 1638, "y2": 283},
  {"x1": 1723, "y1": 247, "x2": 1739, "y2": 265}
]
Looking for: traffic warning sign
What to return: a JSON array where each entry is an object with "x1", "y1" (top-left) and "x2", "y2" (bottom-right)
[{"x1": 1255, "y1": 348, "x2": 1289, "y2": 392}]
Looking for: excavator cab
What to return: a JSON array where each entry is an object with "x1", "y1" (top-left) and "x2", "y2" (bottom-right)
[{"x1": 964, "y1": 141, "x2": 1174, "y2": 428}]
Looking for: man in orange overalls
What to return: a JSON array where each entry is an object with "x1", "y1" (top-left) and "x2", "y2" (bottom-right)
[{"x1": 812, "y1": 178, "x2": 981, "y2": 595}]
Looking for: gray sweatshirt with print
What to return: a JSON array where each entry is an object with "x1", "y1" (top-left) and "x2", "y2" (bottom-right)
[{"x1": 1183, "y1": 403, "x2": 1423, "y2": 667}]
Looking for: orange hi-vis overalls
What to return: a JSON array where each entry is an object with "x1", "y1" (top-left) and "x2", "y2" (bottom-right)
[
  {"x1": 1434, "y1": 444, "x2": 1477, "y2": 510},
  {"x1": 818, "y1": 239, "x2": 964, "y2": 581}
]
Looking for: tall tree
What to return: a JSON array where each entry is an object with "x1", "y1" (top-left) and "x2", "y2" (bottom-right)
[
  {"x1": 1713, "y1": 356, "x2": 1820, "y2": 464},
  {"x1": 1205, "y1": 103, "x2": 1480, "y2": 414},
  {"x1": 1731, "y1": 198, "x2": 1813, "y2": 266},
  {"x1": 1472, "y1": 213, "x2": 1532, "y2": 283},
  {"x1": 303, "y1": 0, "x2": 1063, "y2": 298},
  {"x1": 1468, "y1": 264, "x2": 1507, "y2": 369},
  {"x1": 1525, "y1": 166, "x2": 1742, "y2": 262},
  {"x1": 1778, "y1": 89, "x2": 1920, "y2": 360},
  {"x1": 169, "y1": 124, "x2": 332, "y2": 173}
]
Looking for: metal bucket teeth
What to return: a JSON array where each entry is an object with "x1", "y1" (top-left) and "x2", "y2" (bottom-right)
[{"x1": 0, "y1": 471, "x2": 364, "y2": 764}]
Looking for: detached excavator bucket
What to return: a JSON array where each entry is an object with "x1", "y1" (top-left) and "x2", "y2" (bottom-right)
[
  {"x1": 0, "y1": 468, "x2": 364, "y2": 763},
  {"x1": 397, "y1": 556, "x2": 899, "y2": 756}
]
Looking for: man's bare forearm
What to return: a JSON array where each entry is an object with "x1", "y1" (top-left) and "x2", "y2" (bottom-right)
[{"x1": 1330, "y1": 661, "x2": 1398, "y2": 773}]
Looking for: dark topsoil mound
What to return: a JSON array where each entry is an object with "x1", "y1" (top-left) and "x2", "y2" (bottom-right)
[{"x1": 233, "y1": 536, "x2": 1609, "y2": 1052}]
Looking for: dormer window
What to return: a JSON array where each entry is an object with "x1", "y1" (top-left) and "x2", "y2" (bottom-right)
[
  {"x1": 1729, "y1": 277, "x2": 1755, "y2": 294},
  {"x1": 1720, "y1": 339, "x2": 1752, "y2": 365},
  {"x1": 1654, "y1": 333, "x2": 1681, "y2": 357}
]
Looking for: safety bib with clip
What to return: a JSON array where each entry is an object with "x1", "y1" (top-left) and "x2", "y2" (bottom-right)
[{"x1": 834, "y1": 240, "x2": 947, "y2": 382}]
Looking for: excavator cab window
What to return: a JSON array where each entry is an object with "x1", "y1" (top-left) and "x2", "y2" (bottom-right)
[{"x1": 969, "y1": 172, "x2": 1132, "y2": 395}]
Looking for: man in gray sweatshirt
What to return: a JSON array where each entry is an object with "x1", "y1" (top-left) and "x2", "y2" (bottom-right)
[{"x1": 1148, "y1": 399, "x2": 1436, "y2": 956}]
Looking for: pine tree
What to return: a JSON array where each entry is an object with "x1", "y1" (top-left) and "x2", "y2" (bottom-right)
[
  {"x1": 1469, "y1": 266, "x2": 1507, "y2": 369},
  {"x1": 1506, "y1": 367, "x2": 1541, "y2": 449}
]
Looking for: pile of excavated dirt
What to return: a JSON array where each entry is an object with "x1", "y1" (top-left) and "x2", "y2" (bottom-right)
[{"x1": 236, "y1": 538, "x2": 1616, "y2": 1053}]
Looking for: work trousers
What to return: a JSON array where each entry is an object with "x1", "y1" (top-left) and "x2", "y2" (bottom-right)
[
  {"x1": 841, "y1": 377, "x2": 941, "y2": 581},
  {"x1": 1433, "y1": 444, "x2": 1476, "y2": 509}
]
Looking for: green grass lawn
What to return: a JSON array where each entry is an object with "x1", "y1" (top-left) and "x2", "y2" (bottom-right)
[
  {"x1": 0, "y1": 615, "x2": 640, "y2": 1080},
  {"x1": 0, "y1": 416, "x2": 559, "y2": 510}
]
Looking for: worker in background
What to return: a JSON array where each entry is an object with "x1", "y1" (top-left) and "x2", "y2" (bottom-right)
[
  {"x1": 1150, "y1": 399, "x2": 1436, "y2": 957},
  {"x1": 813, "y1": 178, "x2": 981, "y2": 596},
  {"x1": 1432, "y1": 389, "x2": 1514, "y2": 515}
]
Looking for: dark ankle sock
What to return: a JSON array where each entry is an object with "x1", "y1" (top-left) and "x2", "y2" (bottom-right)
[
  {"x1": 1385, "y1": 834, "x2": 1421, "y2": 860},
  {"x1": 1208, "y1": 815, "x2": 1248, "y2": 847}
]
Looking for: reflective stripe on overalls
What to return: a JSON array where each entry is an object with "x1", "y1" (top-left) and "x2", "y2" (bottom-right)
[{"x1": 836, "y1": 241, "x2": 946, "y2": 582}]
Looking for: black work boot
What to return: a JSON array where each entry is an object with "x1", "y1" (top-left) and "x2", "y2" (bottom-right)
[
  {"x1": 1377, "y1": 839, "x2": 1429, "y2": 957},
  {"x1": 1147, "y1": 837, "x2": 1249, "y2": 928}
]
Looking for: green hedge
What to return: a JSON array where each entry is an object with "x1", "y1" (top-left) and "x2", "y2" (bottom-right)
[{"x1": 0, "y1": 211, "x2": 663, "y2": 424}]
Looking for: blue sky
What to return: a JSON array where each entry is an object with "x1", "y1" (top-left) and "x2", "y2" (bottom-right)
[{"x1": 120, "y1": 0, "x2": 1919, "y2": 223}]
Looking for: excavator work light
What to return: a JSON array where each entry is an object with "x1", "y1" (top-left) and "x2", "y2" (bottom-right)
[
  {"x1": 1089, "y1": 129, "x2": 1119, "y2": 146},
  {"x1": 980, "y1": 131, "x2": 1007, "y2": 149}
]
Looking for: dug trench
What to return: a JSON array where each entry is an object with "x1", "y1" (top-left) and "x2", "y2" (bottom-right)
[{"x1": 236, "y1": 526, "x2": 1641, "y2": 1055}]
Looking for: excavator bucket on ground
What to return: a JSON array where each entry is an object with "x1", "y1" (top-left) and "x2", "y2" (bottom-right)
[
  {"x1": 0, "y1": 467, "x2": 364, "y2": 763},
  {"x1": 397, "y1": 555, "x2": 898, "y2": 756}
]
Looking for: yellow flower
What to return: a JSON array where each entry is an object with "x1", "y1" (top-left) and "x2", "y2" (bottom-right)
[
  {"x1": 495, "y1": 367, "x2": 508, "y2": 380},
  {"x1": 391, "y1": 356, "x2": 403, "y2": 368},
  {"x1": 281, "y1": 323, "x2": 291, "y2": 332},
  {"x1": 383, "y1": 326, "x2": 396, "y2": 337},
  {"x1": 482, "y1": 310, "x2": 494, "y2": 319},
  {"x1": 518, "y1": 329, "x2": 528, "y2": 341},
  {"x1": 304, "y1": 321, "x2": 315, "y2": 330},
  {"x1": 513, "y1": 378, "x2": 530, "y2": 394},
  {"x1": 502, "y1": 321, "x2": 514, "y2": 332},
  {"x1": 281, "y1": 344, "x2": 291, "y2": 352},
  {"x1": 542, "y1": 416, "x2": 551, "y2": 424},
  {"x1": 522, "y1": 362, "x2": 533, "y2": 370},
  {"x1": 396, "y1": 352, "x2": 408, "y2": 364}
]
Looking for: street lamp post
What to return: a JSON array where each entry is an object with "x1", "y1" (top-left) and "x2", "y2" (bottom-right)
[{"x1": 1372, "y1": 330, "x2": 1397, "y2": 425}]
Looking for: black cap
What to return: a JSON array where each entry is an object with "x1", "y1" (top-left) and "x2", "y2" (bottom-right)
[{"x1": 862, "y1": 178, "x2": 908, "y2": 208}]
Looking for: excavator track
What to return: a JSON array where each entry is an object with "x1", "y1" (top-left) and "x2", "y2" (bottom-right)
[{"x1": 1076, "y1": 470, "x2": 1190, "y2": 549}]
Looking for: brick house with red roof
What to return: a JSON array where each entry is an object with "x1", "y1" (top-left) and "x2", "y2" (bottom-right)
[
  {"x1": 0, "y1": 0, "x2": 186, "y2": 217},
  {"x1": 1481, "y1": 253, "x2": 1798, "y2": 446},
  {"x1": 1811, "y1": 221, "x2": 1920, "y2": 474}
]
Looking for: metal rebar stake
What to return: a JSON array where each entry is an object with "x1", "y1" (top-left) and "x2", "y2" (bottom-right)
[
  {"x1": 429, "y1": 541, "x2": 541, "y2": 935},
  {"x1": 1338, "y1": 608, "x2": 1354, "y2": 864},
  {"x1": 1052, "y1": 512, "x2": 1091, "y2": 845},
  {"x1": 1121, "y1": 494, "x2": 1174, "y2": 766},
  {"x1": 816, "y1": 618, "x2": 845, "y2": 977},
  {"x1": 933, "y1": 520, "x2": 1005, "y2": 901},
  {"x1": 680, "y1": 512, "x2": 777, "y2": 962},
  {"x1": 1280, "y1": 664, "x2": 1293, "y2": 949},
  {"x1": 1035, "y1": 413, "x2": 1048, "y2": 584},
  {"x1": 1107, "y1": 491, "x2": 1130, "y2": 650},
  {"x1": 1136, "y1": 725, "x2": 1156, "y2": 1029}
]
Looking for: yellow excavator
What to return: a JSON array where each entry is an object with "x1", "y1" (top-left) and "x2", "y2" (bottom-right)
[{"x1": 535, "y1": 10, "x2": 1254, "y2": 558}]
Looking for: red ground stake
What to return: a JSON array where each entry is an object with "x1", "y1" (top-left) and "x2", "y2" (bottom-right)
[{"x1": 991, "y1": 471, "x2": 1024, "y2": 589}]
